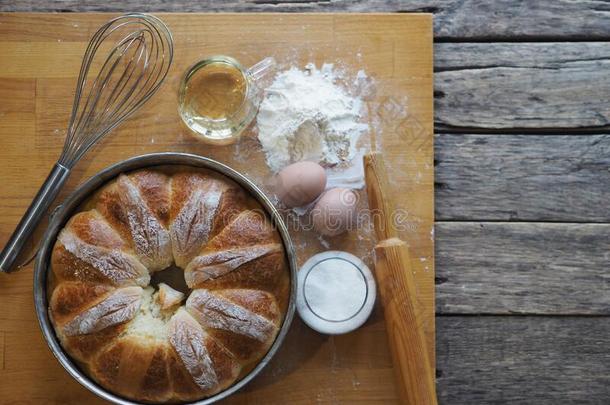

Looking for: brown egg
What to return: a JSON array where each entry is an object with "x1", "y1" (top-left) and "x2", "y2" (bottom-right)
[
  {"x1": 275, "y1": 161, "x2": 327, "y2": 208},
  {"x1": 312, "y1": 188, "x2": 357, "y2": 236}
]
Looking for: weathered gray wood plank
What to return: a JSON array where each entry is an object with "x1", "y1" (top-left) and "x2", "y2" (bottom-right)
[
  {"x1": 436, "y1": 42, "x2": 610, "y2": 70},
  {"x1": 435, "y1": 42, "x2": 610, "y2": 130},
  {"x1": 2, "y1": 1, "x2": 610, "y2": 40},
  {"x1": 435, "y1": 134, "x2": 610, "y2": 222},
  {"x1": 437, "y1": 316, "x2": 610, "y2": 404},
  {"x1": 436, "y1": 222, "x2": 610, "y2": 315}
]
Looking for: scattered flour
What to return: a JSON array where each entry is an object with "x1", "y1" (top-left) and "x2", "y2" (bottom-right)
[{"x1": 256, "y1": 63, "x2": 369, "y2": 174}]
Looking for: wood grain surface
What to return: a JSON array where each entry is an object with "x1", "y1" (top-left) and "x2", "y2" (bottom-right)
[
  {"x1": 437, "y1": 316, "x2": 610, "y2": 403},
  {"x1": 436, "y1": 222, "x2": 610, "y2": 315},
  {"x1": 435, "y1": 134, "x2": 610, "y2": 222},
  {"x1": 3, "y1": 0, "x2": 610, "y2": 39},
  {"x1": 1, "y1": 2, "x2": 609, "y2": 404},
  {"x1": 0, "y1": 13, "x2": 434, "y2": 404},
  {"x1": 435, "y1": 42, "x2": 610, "y2": 130}
]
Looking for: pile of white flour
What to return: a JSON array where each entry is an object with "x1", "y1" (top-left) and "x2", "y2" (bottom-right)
[{"x1": 256, "y1": 63, "x2": 368, "y2": 173}]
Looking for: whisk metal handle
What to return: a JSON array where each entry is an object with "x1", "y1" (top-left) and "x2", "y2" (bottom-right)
[{"x1": 0, "y1": 163, "x2": 71, "y2": 273}]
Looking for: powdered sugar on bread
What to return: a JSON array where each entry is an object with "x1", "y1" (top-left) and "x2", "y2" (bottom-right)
[
  {"x1": 186, "y1": 289, "x2": 279, "y2": 343},
  {"x1": 185, "y1": 243, "x2": 282, "y2": 287},
  {"x1": 62, "y1": 286, "x2": 143, "y2": 336},
  {"x1": 171, "y1": 187, "x2": 222, "y2": 267},
  {"x1": 58, "y1": 228, "x2": 150, "y2": 286},
  {"x1": 118, "y1": 175, "x2": 173, "y2": 271},
  {"x1": 49, "y1": 168, "x2": 290, "y2": 403}
]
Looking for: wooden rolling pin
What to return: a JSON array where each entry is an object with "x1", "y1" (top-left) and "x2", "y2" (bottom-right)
[{"x1": 364, "y1": 152, "x2": 437, "y2": 405}]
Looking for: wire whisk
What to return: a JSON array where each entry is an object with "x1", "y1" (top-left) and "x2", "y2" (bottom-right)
[{"x1": 0, "y1": 13, "x2": 173, "y2": 273}]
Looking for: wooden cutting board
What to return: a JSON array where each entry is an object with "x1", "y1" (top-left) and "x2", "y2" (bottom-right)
[{"x1": 0, "y1": 13, "x2": 433, "y2": 404}]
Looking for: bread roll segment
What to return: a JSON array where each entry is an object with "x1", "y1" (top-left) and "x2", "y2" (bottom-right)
[
  {"x1": 49, "y1": 168, "x2": 290, "y2": 403},
  {"x1": 96, "y1": 173, "x2": 173, "y2": 272},
  {"x1": 186, "y1": 288, "x2": 281, "y2": 363}
]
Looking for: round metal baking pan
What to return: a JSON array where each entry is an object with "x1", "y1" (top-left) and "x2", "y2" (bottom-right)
[{"x1": 33, "y1": 152, "x2": 298, "y2": 405}]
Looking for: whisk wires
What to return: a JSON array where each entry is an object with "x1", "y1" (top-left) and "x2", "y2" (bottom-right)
[{"x1": 58, "y1": 13, "x2": 173, "y2": 167}]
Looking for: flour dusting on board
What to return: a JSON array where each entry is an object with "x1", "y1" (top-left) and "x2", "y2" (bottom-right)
[{"x1": 256, "y1": 63, "x2": 371, "y2": 187}]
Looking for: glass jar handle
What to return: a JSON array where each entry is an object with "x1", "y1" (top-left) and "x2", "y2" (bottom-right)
[{"x1": 247, "y1": 57, "x2": 276, "y2": 84}]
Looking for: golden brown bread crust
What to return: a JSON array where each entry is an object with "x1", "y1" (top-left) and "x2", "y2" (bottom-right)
[
  {"x1": 67, "y1": 211, "x2": 126, "y2": 249},
  {"x1": 166, "y1": 346, "x2": 206, "y2": 401},
  {"x1": 51, "y1": 244, "x2": 109, "y2": 285},
  {"x1": 95, "y1": 181, "x2": 138, "y2": 247},
  {"x1": 48, "y1": 168, "x2": 290, "y2": 404},
  {"x1": 169, "y1": 172, "x2": 229, "y2": 268},
  {"x1": 185, "y1": 210, "x2": 290, "y2": 313},
  {"x1": 49, "y1": 281, "x2": 113, "y2": 325},
  {"x1": 51, "y1": 211, "x2": 148, "y2": 286},
  {"x1": 139, "y1": 345, "x2": 173, "y2": 402},
  {"x1": 51, "y1": 285, "x2": 143, "y2": 369},
  {"x1": 129, "y1": 170, "x2": 172, "y2": 227},
  {"x1": 60, "y1": 323, "x2": 129, "y2": 363},
  {"x1": 188, "y1": 252, "x2": 287, "y2": 298},
  {"x1": 211, "y1": 184, "x2": 250, "y2": 237},
  {"x1": 96, "y1": 173, "x2": 173, "y2": 272},
  {"x1": 169, "y1": 171, "x2": 251, "y2": 268},
  {"x1": 93, "y1": 337, "x2": 176, "y2": 403},
  {"x1": 52, "y1": 227, "x2": 149, "y2": 287},
  {"x1": 186, "y1": 289, "x2": 281, "y2": 364},
  {"x1": 206, "y1": 210, "x2": 278, "y2": 250},
  {"x1": 168, "y1": 309, "x2": 241, "y2": 397}
]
